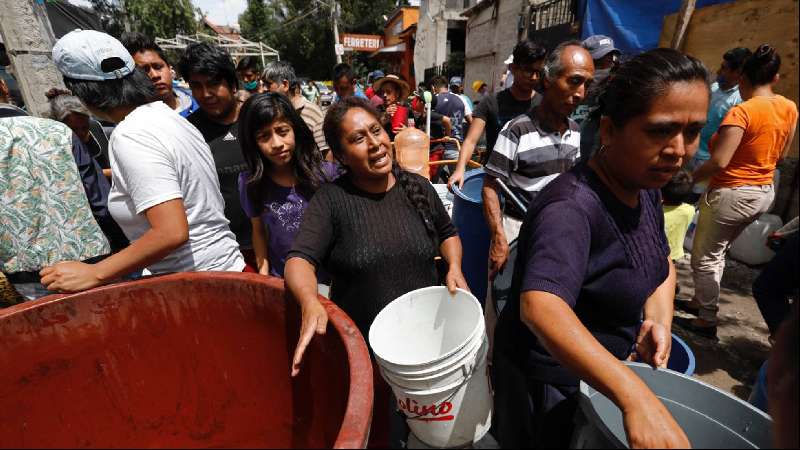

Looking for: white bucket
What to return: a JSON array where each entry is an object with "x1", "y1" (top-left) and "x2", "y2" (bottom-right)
[
  {"x1": 381, "y1": 336, "x2": 488, "y2": 391},
  {"x1": 369, "y1": 287, "x2": 493, "y2": 448}
]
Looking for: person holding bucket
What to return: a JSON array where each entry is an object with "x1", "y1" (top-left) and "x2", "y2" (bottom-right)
[
  {"x1": 284, "y1": 96, "x2": 468, "y2": 446},
  {"x1": 492, "y1": 48, "x2": 707, "y2": 448}
]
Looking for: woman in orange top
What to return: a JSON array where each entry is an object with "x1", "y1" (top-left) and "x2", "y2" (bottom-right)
[{"x1": 678, "y1": 44, "x2": 798, "y2": 337}]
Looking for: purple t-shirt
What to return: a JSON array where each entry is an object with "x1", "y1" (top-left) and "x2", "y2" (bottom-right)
[
  {"x1": 238, "y1": 162, "x2": 339, "y2": 278},
  {"x1": 494, "y1": 163, "x2": 671, "y2": 387}
]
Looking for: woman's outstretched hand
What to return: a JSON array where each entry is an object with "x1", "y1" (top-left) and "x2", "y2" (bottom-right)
[{"x1": 291, "y1": 299, "x2": 328, "y2": 377}]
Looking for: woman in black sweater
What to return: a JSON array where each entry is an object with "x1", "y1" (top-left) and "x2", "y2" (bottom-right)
[
  {"x1": 285, "y1": 97, "x2": 468, "y2": 446},
  {"x1": 286, "y1": 97, "x2": 468, "y2": 371}
]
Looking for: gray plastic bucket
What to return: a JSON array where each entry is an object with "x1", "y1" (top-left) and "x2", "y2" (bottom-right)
[{"x1": 572, "y1": 362, "x2": 773, "y2": 449}]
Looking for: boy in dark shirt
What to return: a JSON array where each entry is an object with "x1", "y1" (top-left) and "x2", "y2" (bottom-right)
[
  {"x1": 449, "y1": 40, "x2": 547, "y2": 188},
  {"x1": 178, "y1": 43, "x2": 253, "y2": 254}
]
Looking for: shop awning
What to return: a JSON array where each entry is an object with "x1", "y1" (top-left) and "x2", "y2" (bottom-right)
[{"x1": 370, "y1": 43, "x2": 406, "y2": 57}]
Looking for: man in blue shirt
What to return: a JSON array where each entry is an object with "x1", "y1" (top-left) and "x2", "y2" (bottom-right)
[
  {"x1": 332, "y1": 63, "x2": 368, "y2": 103},
  {"x1": 692, "y1": 47, "x2": 752, "y2": 169}
]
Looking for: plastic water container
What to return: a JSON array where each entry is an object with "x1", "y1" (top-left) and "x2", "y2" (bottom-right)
[
  {"x1": 451, "y1": 169, "x2": 491, "y2": 306},
  {"x1": 369, "y1": 287, "x2": 492, "y2": 448},
  {"x1": 667, "y1": 333, "x2": 696, "y2": 376},
  {"x1": 572, "y1": 362, "x2": 773, "y2": 449},
  {"x1": 0, "y1": 273, "x2": 373, "y2": 448},
  {"x1": 729, "y1": 214, "x2": 783, "y2": 265},
  {"x1": 395, "y1": 128, "x2": 430, "y2": 179}
]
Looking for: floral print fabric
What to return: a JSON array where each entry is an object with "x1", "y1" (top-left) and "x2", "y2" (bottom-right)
[{"x1": 0, "y1": 117, "x2": 109, "y2": 273}]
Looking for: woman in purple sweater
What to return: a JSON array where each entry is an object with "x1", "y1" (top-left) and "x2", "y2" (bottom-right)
[{"x1": 492, "y1": 49, "x2": 710, "y2": 448}]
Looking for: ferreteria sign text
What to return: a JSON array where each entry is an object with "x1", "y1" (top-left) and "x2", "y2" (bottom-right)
[{"x1": 341, "y1": 34, "x2": 384, "y2": 52}]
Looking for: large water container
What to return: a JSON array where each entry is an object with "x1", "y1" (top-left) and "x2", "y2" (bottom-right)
[
  {"x1": 451, "y1": 169, "x2": 491, "y2": 306},
  {"x1": 572, "y1": 362, "x2": 773, "y2": 449},
  {"x1": 0, "y1": 273, "x2": 374, "y2": 448},
  {"x1": 729, "y1": 214, "x2": 783, "y2": 265}
]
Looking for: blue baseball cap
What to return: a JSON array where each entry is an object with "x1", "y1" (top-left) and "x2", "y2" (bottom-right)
[
  {"x1": 372, "y1": 70, "x2": 385, "y2": 80},
  {"x1": 449, "y1": 76, "x2": 463, "y2": 87},
  {"x1": 53, "y1": 30, "x2": 136, "y2": 81},
  {"x1": 582, "y1": 35, "x2": 620, "y2": 60}
]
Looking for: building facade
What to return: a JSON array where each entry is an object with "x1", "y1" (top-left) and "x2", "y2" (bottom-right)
[
  {"x1": 414, "y1": 0, "x2": 477, "y2": 84},
  {"x1": 462, "y1": 0, "x2": 578, "y2": 100},
  {"x1": 372, "y1": 6, "x2": 419, "y2": 86}
]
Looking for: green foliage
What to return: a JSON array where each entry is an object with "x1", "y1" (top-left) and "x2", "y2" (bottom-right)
[
  {"x1": 126, "y1": 0, "x2": 197, "y2": 38},
  {"x1": 239, "y1": 0, "x2": 397, "y2": 80},
  {"x1": 89, "y1": 0, "x2": 126, "y2": 38},
  {"x1": 89, "y1": 0, "x2": 198, "y2": 39}
]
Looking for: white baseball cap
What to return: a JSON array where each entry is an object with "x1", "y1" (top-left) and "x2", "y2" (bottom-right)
[{"x1": 52, "y1": 29, "x2": 136, "y2": 81}]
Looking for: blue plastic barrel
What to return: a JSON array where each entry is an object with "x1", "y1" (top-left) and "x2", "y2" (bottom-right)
[
  {"x1": 451, "y1": 169, "x2": 491, "y2": 306},
  {"x1": 668, "y1": 333, "x2": 696, "y2": 376}
]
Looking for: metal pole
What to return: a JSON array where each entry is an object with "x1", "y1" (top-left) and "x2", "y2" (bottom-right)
[{"x1": 331, "y1": 0, "x2": 342, "y2": 64}]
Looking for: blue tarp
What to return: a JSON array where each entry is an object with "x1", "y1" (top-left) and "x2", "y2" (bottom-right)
[{"x1": 577, "y1": 0, "x2": 736, "y2": 56}]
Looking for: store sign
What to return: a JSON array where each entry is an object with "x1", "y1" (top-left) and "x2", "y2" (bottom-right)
[{"x1": 341, "y1": 34, "x2": 384, "y2": 52}]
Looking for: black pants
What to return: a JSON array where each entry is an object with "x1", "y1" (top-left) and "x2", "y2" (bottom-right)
[
  {"x1": 492, "y1": 349, "x2": 578, "y2": 448},
  {"x1": 752, "y1": 234, "x2": 799, "y2": 335}
]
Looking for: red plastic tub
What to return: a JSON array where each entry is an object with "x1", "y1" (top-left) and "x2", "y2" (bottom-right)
[{"x1": 0, "y1": 273, "x2": 372, "y2": 448}]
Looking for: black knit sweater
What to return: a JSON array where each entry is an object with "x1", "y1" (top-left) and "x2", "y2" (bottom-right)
[{"x1": 288, "y1": 173, "x2": 458, "y2": 336}]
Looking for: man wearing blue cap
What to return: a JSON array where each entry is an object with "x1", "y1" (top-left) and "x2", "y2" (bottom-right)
[
  {"x1": 449, "y1": 76, "x2": 473, "y2": 125},
  {"x1": 573, "y1": 35, "x2": 622, "y2": 161},
  {"x1": 573, "y1": 35, "x2": 620, "y2": 125}
]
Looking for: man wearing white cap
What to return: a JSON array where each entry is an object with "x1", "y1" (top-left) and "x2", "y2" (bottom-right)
[{"x1": 41, "y1": 30, "x2": 246, "y2": 293}]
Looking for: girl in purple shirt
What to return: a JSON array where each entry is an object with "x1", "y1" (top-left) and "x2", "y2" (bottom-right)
[{"x1": 237, "y1": 93, "x2": 337, "y2": 278}]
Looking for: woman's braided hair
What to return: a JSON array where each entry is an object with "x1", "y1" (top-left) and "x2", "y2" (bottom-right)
[{"x1": 323, "y1": 96, "x2": 438, "y2": 244}]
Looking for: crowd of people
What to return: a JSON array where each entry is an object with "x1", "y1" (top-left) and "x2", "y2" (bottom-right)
[{"x1": 1, "y1": 27, "x2": 798, "y2": 449}]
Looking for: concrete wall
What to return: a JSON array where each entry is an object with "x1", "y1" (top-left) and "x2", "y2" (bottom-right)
[
  {"x1": 0, "y1": 0, "x2": 65, "y2": 117},
  {"x1": 414, "y1": 0, "x2": 467, "y2": 83},
  {"x1": 463, "y1": 0, "x2": 525, "y2": 100}
]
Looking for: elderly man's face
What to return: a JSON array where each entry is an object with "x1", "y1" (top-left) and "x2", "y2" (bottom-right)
[{"x1": 543, "y1": 46, "x2": 595, "y2": 118}]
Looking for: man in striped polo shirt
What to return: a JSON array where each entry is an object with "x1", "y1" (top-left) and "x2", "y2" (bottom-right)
[{"x1": 483, "y1": 41, "x2": 595, "y2": 280}]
